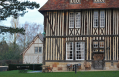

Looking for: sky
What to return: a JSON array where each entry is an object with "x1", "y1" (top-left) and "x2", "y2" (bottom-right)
[{"x1": 1, "y1": 0, "x2": 48, "y2": 27}]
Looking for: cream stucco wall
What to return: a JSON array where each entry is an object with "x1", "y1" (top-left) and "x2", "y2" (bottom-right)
[{"x1": 23, "y1": 37, "x2": 43, "y2": 64}]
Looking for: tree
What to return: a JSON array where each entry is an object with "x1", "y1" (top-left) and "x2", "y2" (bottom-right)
[
  {"x1": 0, "y1": 0, "x2": 40, "y2": 34},
  {"x1": 0, "y1": 25, "x2": 25, "y2": 34},
  {"x1": 0, "y1": 37, "x2": 9, "y2": 60},
  {"x1": 17, "y1": 22, "x2": 43, "y2": 49}
]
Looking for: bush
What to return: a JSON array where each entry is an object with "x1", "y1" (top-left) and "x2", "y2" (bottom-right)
[{"x1": 8, "y1": 64, "x2": 42, "y2": 70}]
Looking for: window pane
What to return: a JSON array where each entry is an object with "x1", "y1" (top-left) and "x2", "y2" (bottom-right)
[
  {"x1": 93, "y1": 42, "x2": 98, "y2": 48},
  {"x1": 93, "y1": 49, "x2": 98, "y2": 52},
  {"x1": 99, "y1": 41, "x2": 104, "y2": 48},
  {"x1": 75, "y1": 42, "x2": 85, "y2": 60},
  {"x1": 69, "y1": 13, "x2": 74, "y2": 28},
  {"x1": 39, "y1": 47, "x2": 42, "y2": 53},
  {"x1": 100, "y1": 10, "x2": 105, "y2": 27},
  {"x1": 75, "y1": 12, "x2": 81, "y2": 28},
  {"x1": 93, "y1": 11, "x2": 98, "y2": 27},
  {"x1": 35, "y1": 47, "x2": 38, "y2": 53},
  {"x1": 99, "y1": 49, "x2": 104, "y2": 52},
  {"x1": 66, "y1": 42, "x2": 73, "y2": 60}
]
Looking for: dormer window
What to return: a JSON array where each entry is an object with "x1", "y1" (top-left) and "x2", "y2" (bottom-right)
[
  {"x1": 94, "y1": 0, "x2": 105, "y2": 3},
  {"x1": 70, "y1": 0, "x2": 81, "y2": 4}
]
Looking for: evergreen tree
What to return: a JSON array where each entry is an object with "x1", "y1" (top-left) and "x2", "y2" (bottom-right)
[{"x1": 0, "y1": 0, "x2": 40, "y2": 34}]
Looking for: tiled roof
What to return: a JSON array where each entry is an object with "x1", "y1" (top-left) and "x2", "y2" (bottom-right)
[{"x1": 39, "y1": 0, "x2": 119, "y2": 11}]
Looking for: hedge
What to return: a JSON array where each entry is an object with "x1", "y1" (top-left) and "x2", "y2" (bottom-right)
[{"x1": 8, "y1": 64, "x2": 42, "y2": 70}]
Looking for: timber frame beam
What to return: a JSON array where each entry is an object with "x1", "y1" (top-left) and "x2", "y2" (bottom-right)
[{"x1": 45, "y1": 35, "x2": 119, "y2": 38}]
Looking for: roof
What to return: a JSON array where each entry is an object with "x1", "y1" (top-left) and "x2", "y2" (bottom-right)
[
  {"x1": 20, "y1": 33, "x2": 43, "y2": 55},
  {"x1": 38, "y1": 33, "x2": 43, "y2": 42},
  {"x1": 39, "y1": 0, "x2": 119, "y2": 12}
]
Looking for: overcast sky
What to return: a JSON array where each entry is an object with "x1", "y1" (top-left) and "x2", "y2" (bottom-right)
[{"x1": 1, "y1": 0, "x2": 48, "y2": 27}]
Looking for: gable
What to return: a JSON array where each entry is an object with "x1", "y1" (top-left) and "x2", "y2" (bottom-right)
[
  {"x1": 34, "y1": 37, "x2": 43, "y2": 43},
  {"x1": 24, "y1": 37, "x2": 43, "y2": 54}
]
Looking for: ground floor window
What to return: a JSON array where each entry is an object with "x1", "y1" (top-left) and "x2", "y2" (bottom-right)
[
  {"x1": 93, "y1": 41, "x2": 104, "y2": 52},
  {"x1": 66, "y1": 42, "x2": 85, "y2": 60},
  {"x1": 66, "y1": 42, "x2": 73, "y2": 60},
  {"x1": 75, "y1": 42, "x2": 85, "y2": 60}
]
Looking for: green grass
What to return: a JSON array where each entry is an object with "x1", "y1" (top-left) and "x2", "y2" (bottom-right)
[{"x1": 0, "y1": 70, "x2": 119, "y2": 77}]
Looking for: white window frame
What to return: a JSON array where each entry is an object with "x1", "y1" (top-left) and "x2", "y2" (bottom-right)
[
  {"x1": 75, "y1": 42, "x2": 85, "y2": 60},
  {"x1": 100, "y1": 10, "x2": 105, "y2": 27},
  {"x1": 69, "y1": 12, "x2": 81, "y2": 28},
  {"x1": 93, "y1": 11, "x2": 98, "y2": 27},
  {"x1": 66, "y1": 42, "x2": 73, "y2": 60}
]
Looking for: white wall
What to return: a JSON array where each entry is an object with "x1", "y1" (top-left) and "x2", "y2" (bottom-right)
[{"x1": 23, "y1": 37, "x2": 43, "y2": 64}]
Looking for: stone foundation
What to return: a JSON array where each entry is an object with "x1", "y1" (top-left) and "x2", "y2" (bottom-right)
[
  {"x1": 44, "y1": 61, "x2": 119, "y2": 72},
  {"x1": 105, "y1": 62, "x2": 118, "y2": 70},
  {"x1": 45, "y1": 62, "x2": 92, "y2": 72}
]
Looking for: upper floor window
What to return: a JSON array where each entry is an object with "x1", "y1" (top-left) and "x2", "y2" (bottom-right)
[
  {"x1": 93, "y1": 10, "x2": 105, "y2": 27},
  {"x1": 69, "y1": 12, "x2": 81, "y2": 28},
  {"x1": 100, "y1": 10, "x2": 105, "y2": 27},
  {"x1": 70, "y1": 0, "x2": 81, "y2": 4},
  {"x1": 35, "y1": 47, "x2": 42, "y2": 54},
  {"x1": 93, "y1": 11, "x2": 98, "y2": 27},
  {"x1": 94, "y1": 0, "x2": 105, "y2": 3}
]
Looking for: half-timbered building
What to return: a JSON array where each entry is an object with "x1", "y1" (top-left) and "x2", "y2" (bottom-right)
[{"x1": 39, "y1": 0, "x2": 119, "y2": 71}]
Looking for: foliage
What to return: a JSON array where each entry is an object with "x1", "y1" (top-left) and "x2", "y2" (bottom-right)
[
  {"x1": 0, "y1": 0, "x2": 40, "y2": 34},
  {"x1": 0, "y1": 26, "x2": 25, "y2": 35},
  {"x1": 0, "y1": 71, "x2": 119, "y2": 77},
  {"x1": 0, "y1": 39, "x2": 22, "y2": 60},
  {"x1": 0, "y1": 0, "x2": 40, "y2": 20}
]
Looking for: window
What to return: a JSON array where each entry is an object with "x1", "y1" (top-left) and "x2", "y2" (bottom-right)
[
  {"x1": 39, "y1": 47, "x2": 42, "y2": 53},
  {"x1": 99, "y1": 41, "x2": 104, "y2": 48},
  {"x1": 93, "y1": 41, "x2": 104, "y2": 52},
  {"x1": 93, "y1": 42, "x2": 98, "y2": 48},
  {"x1": 35, "y1": 47, "x2": 38, "y2": 53},
  {"x1": 93, "y1": 11, "x2": 98, "y2": 27},
  {"x1": 66, "y1": 42, "x2": 85, "y2": 60},
  {"x1": 75, "y1": 42, "x2": 85, "y2": 60},
  {"x1": 69, "y1": 12, "x2": 74, "y2": 28},
  {"x1": 100, "y1": 10, "x2": 105, "y2": 27},
  {"x1": 66, "y1": 42, "x2": 73, "y2": 60},
  {"x1": 69, "y1": 12, "x2": 81, "y2": 28},
  {"x1": 93, "y1": 10, "x2": 105, "y2": 27},
  {"x1": 70, "y1": 0, "x2": 81, "y2": 4},
  {"x1": 34, "y1": 47, "x2": 42, "y2": 54},
  {"x1": 94, "y1": 0, "x2": 105, "y2": 3}
]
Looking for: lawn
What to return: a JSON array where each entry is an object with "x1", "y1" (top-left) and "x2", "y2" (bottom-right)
[{"x1": 0, "y1": 70, "x2": 119, "y2": 77}]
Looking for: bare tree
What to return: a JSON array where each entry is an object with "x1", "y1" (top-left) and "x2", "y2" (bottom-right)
[{"x1": 17, "y1": 22, "x2": 43, "y2": 49}]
